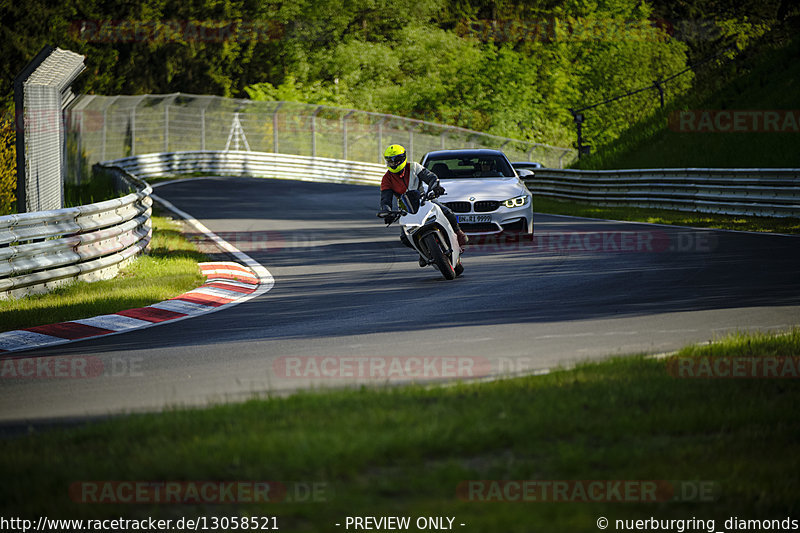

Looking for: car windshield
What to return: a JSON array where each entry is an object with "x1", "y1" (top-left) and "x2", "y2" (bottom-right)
[{"x1": 425, "y1": 155, "x2": 515, "y2": 179}]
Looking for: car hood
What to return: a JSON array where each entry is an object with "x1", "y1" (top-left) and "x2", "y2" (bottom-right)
[{"x1": 439, "y1": 178, "x2": 528, "y2": 201}]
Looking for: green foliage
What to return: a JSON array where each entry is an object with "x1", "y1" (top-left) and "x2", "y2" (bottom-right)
[
  {"x1": 1, "y1": 0, "x2": 791, "y2": 160},
  {"x1": 0, "y1": 120, "x2": 16, "y2": 215}
]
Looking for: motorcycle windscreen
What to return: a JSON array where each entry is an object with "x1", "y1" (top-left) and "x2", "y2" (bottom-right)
[{"x1": 398, "y1": 190, "x2": 421, "y2": 214}]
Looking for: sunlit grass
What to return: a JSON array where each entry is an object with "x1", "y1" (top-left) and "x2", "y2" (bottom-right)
[{"x1": 0, "y1": 329, "x2": 797, "y2": 528}]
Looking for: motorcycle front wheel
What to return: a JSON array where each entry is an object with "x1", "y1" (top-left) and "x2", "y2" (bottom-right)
[{"x1": 423, "y1": 233, "x2": 456, "y2": 280}]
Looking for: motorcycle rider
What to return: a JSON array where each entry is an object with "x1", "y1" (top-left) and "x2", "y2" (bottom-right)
[{"x1": 378, "y1": 144, "x2": 469, "y2": 249}]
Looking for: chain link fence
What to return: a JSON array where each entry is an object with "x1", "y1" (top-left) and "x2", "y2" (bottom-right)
[
  {"x1": 14, "y1": 46, "x2": 85, "y2": 212},
  {"x1": 66, "y1": 93, "x2": 576, "y2": 181}
]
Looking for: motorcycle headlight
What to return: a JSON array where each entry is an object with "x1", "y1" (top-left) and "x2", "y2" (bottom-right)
[{"x1": 503, "y1": 195, "x2": 529, "y2": 208}]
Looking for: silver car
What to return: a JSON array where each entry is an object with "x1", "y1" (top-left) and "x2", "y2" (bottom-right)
[{"x1": 420, "y1": 149, "x2": 534, "y2": 235}]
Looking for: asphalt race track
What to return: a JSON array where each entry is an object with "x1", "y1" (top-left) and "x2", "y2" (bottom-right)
[{"x1": 1, "y1": 176, "x2": 799, "y2": 424}]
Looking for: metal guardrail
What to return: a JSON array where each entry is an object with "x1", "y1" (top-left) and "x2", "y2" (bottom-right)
[
  {"x1": 110, "y1": 151, "x2": 800, "y2": 219},
  {"x1": 106, "y1": 151, "x2": 386, "y2": 186},
  {"x1": 0, "y1": 168, "x2": 152, "y2": 299},
  {"x1": 525, "y1": 168, "x2": 800, "y2": 218}
]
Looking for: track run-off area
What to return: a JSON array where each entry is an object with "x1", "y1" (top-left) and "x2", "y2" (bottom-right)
[{"x1": 1, "y1": 176, "x2": 799, "y2": 423}]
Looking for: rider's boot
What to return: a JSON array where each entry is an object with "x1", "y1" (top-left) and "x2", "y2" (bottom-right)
[{"x1": 457, "y1": 230, "x2": 469, "y2": 247}]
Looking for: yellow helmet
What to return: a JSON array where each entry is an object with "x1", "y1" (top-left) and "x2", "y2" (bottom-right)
[{"x1": 384, "y1": 144, "x2": 407, "y2": 173}]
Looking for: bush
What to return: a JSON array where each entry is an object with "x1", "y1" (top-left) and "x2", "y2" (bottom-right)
[{"x1": 0, "y1": 120, "x2": 16, "y2": 216}]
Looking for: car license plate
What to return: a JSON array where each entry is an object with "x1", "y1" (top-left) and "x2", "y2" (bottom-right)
[{"x1": 457, "y1": 215, "x2": 492, "y2": 223}]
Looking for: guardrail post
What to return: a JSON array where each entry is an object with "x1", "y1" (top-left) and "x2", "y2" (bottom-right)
[{"x1": 200, "y1": 108, "x2": 206, "y2": 151}]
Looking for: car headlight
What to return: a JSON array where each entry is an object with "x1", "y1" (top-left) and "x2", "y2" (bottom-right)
[{"x1": 503, "y1": 195, "x2": 529, "y2": 208}]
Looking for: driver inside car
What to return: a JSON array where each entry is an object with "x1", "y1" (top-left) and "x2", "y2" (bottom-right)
[
  {"x1": 475, "y1": 158, "x2": 499, "y2": 177},
  {"x1": 378, "y1": 144, "x2": 469, "y2": 249}
]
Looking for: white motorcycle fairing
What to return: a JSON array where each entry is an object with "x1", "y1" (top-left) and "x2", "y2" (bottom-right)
[{"x1": 398, "y1": 200, "x2": 462, "y2": 280}]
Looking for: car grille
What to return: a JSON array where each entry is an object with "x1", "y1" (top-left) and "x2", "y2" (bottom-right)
[
  {"x1": 501, "y1": 219, "x2": 528, "y2": 232},
  {"x1": 460, "y1": 222, "x2": 500, "y2": 233},
  {"x1": 444, "y1": 201, "x2": 471, "y2": 213},
  {"x1": 474, "y1": 200, "x2": 501, "y2": 212}
]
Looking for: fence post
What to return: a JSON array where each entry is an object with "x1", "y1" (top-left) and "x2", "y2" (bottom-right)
[
  {"x1": 101, "y1": 107, "x2": 107, "y2": 162},
  {"x1": 376, "y1": 118, "x2": 384, "y2": 163},
  {"x1": 272, "y1": 102, "x2": 282, "y2": 153},
  {"x1": 200, "y1": 108, "x2": 205, "y2": 151},
  {"x1": 72, "y1": 110, "x2": 83, "y2": 186},
  {"x1": 311, "y1": 106, "x2": 322, "y2": 158},
  {"x1": 342, "y1": 110, "x2": 353, "y2": 160},
  {"x1": 164, "y1": 104, "x2": 169, "y2": 152},
  {"x1": 130, "y1": 108, "x2": 136, "y2": 156},
  {"x1": 558, "y1": 150, "x2": 568, "y2": 169},
  {"x1": 654, "y1": 80, "x2": 664, "y2": 108},
  {"x1": 408, "y1": 129, "x2": 414, "y2": 164}
]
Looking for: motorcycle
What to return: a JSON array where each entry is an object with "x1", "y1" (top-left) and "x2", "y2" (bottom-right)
[{"x1": 377, "y1": 188, "x2": 464, "y2": 280}]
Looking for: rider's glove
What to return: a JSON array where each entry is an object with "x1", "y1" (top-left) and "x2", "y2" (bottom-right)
[{"x1": 432, "y1": 184, "x2": 446, "y2": 196}]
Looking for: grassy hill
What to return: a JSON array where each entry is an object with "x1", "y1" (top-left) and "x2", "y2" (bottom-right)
[{"x1": 579, "y1": 23, "x2": 800, "y2": 169}]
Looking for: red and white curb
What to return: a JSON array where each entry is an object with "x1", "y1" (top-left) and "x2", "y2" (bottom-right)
[
  {"x1": 0, "y1": 186, "x2": 276, "y2": 355},
  {"x1": 0, "y1": 262, "x2": 269, "y2": 354}
]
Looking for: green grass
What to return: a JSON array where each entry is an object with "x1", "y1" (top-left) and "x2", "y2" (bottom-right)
[
  {"x1": 534, "y1": 196, "x2": 800, "y2": 234},
  {"x1": 0, "y1": 214, "x2": 207, "y2": 332},
  {"x1": 1, "y1": 330, "x2": 798, "y2": 530},
  {"x1": 64, "y1": 178, "x2": 120, "y2": 208}
]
